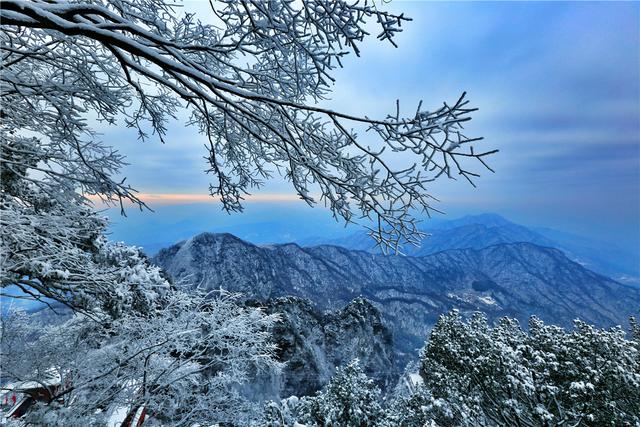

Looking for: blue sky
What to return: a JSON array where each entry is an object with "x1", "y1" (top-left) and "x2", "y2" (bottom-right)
[{"x1": 106, "y1": 1, "x2": 640, "y2": 251}]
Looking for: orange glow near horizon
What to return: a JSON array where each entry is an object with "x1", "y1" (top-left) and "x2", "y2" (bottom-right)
[{"x1": 88, "y1": 192, "x2": 304, "y2": 206}]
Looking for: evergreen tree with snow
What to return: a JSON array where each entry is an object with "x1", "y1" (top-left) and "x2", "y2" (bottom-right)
[
  {"x1": 301, "y1": 359, "x2": 383, "y2": 427},
  {"x1": 264, "y1": 359, "x2": 383, "y2": 427},
  {"x1": 380, "y1": 385, "x2": 438, "y2": 427},
  {"x1": 416, "y1": 311, "x2": 640, "y2": 426}
]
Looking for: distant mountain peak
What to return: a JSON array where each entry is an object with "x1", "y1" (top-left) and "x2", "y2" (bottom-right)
[
  {"x1": 456, "y1": 212, "x2": 509, "y2": 223},
  {"x1": 432, "y1": 212, "x2": 514, "y2": 230},
  {"x1": 295, "y1": 213, "x2": 639, "y2": 284},
  {"x1": 190, "y1": 231, "x2": 250, "y2": 245}
]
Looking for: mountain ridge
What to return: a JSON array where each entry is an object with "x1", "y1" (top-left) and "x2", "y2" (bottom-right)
[
  {"x1": 297, "y1": 213, "x2": 639, "y2": 284},
  {"x1": 154, "y1": 232, "x2": 640, "y2": 364}
]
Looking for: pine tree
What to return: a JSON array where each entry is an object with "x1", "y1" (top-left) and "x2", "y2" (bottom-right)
[
  {"x1": 416, "y1": 311, "x2": 640, "y2": 426},
  {"x1": 265, "y1": 359, "x2": 383, "y2": 427}
]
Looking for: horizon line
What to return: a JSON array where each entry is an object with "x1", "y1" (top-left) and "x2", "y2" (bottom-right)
[{"x1": 89, "y1": 192, "x2": 305, "y2": 206}]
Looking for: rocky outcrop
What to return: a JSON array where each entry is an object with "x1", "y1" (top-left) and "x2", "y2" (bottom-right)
[{"x1": 243, "y1": 297, "x2": 395, "y2": 399}]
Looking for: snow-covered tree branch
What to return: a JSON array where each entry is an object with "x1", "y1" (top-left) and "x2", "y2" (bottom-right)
[
  {"x1": 1, "y1": 0, "x2": 496, "y2": 253},
  {"x1": 1, "y1": 290, "x2": 280, "y2": 425}
]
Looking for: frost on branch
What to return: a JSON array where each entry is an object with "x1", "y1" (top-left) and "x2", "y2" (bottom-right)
[
  {"x1": 1, "y1": 0, "x2": 496, "y2": 253},
  {"x1": 0, "y1": 137, "x2": 168, "y2": 314}
]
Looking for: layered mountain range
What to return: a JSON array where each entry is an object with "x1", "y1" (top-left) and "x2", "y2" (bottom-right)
[
  {"x1": 154, "y1": 230, "x2": 640, "y2": 363},
  {"x1": 298, "y1": 213, "x2": 640, "y2": 285}
]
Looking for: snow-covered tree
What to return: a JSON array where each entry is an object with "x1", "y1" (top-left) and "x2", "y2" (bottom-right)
[
  {"x1": 1, "y1": 0, "x2": 495, "y2": 257},
  {"x1": 1, "y1": 290, "x2": 280, "y2": 426},
  {"x1": 262, "y1": 396, "x2": 306, "y2": 427},
  {"x1": 380, "y1": 384, "x2": 438, "y2": 427},
  {"x1": 1, "y1": 199, "x2": 170, "y2": 316},
  {"x1": 417, "y1": 311, "x2": 640, "y2": 427},
  {"x1": 378, "y1": 359, "x2": 443, "y2": 427},
  {"x1": 263, "y1": 359, "x2": 382, "y2": 427},
  {"x1": 1, "y1": 14, "x2": 166, "y2": 314},
  {"x1": 302, "y1": 359, "x2": 383, "y2": 426},
  {"x1": 0, "y1": 38, "x2": 168, "y2": 314}
]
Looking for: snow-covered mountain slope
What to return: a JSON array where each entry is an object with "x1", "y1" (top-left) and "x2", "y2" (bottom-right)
[{"x1": 154, "y1": 232, "x2": 640, "y2": 361}]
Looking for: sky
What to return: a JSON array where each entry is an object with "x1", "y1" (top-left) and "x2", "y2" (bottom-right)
[{"x1": 105, "y1": 1, "x2": 640, "y2": 252}]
